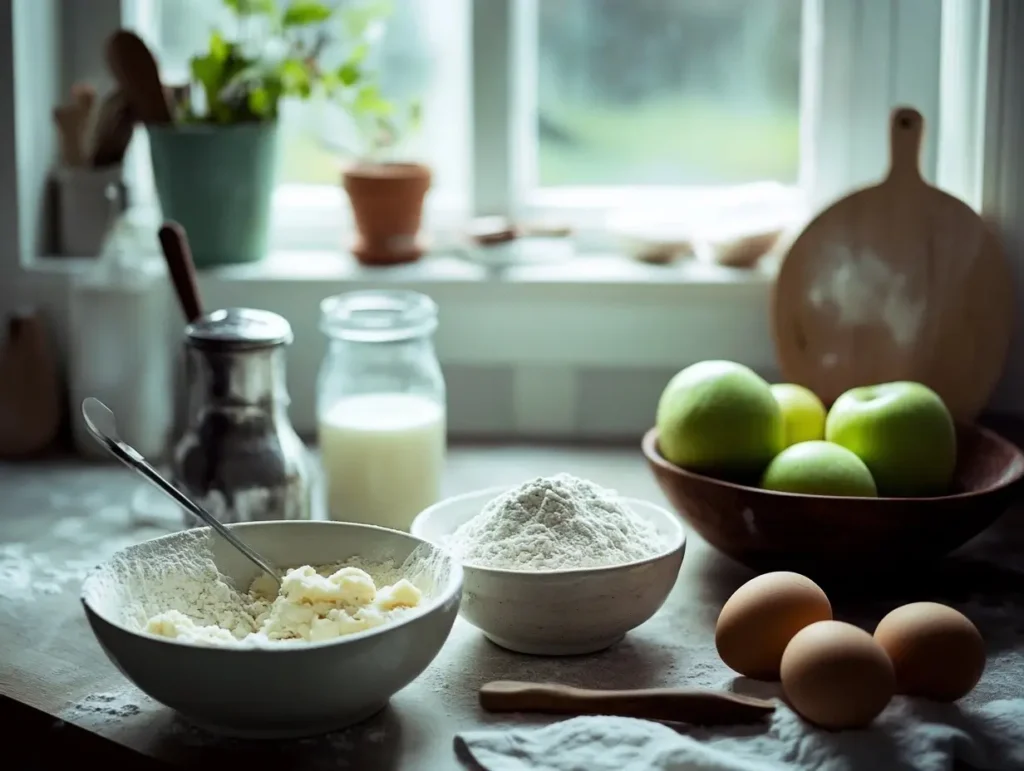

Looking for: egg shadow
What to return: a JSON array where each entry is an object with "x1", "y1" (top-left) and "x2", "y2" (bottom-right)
[{"x1": 822, "y1": 556, "x2": 1024, "y2": 653}]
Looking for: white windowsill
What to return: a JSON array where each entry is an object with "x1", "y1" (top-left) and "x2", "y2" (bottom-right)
[{"x1": 29, "y1": 248, "x2": 775, "y2": 288}]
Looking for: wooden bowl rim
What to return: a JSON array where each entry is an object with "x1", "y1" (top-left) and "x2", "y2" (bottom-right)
[{"x1": 641, "y1": 424, "x2": 1024, "y2": 503}]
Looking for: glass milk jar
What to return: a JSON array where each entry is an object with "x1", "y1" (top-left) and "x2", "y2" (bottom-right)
[{"x1": 317, "y1": 290, "x2": 446, "y2": 530}]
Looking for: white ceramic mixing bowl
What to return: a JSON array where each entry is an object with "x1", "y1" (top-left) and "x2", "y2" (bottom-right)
[
  {"x1": 81, "y1": 521, "x2": 462, "y2": 739},
  {"x1": 411, "y1": 487, "x2": 685, "y2": 655}
]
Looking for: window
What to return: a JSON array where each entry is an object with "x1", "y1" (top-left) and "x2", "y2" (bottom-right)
[
  {"x1": 121, "y1": 0, "x2": 808, "y2": 245},
  {"x1": 123, "y1": 0, "x2": 470, "y2": 246},
  {"x1": 531, "y1": 1, "x2": 802, "y2": 190}
]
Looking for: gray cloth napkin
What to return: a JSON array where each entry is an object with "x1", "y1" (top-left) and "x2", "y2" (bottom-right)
[{"x1": 455, "y1": 697, "x2": 1024, "y2": 771}]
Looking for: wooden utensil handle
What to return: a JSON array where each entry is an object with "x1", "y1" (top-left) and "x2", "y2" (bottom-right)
[
  {"x1": 53, "y1": 105, "x2": 88, "y2": 167},
  {"x1": 888, "y1": 106, "x2": 924, "y2": 181},
  {"x1": 158, "y1": 222, "x2": 203, "y2": 323},
  {"x1": 479, "y1": 681, "x2": 775, "y2": 726},
  {"x1": 91, "y1": 89, "x2": 136, "y2": 168},
  {"x1": 106, "y1": 30, "x2": 173, "y2": 125}
]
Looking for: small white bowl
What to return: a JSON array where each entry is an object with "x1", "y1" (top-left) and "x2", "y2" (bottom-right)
[
  {"x1": 81, "y1": 521, "x2": 462, "y2": 739},
  {"x1": 410, "y1": 487, "x2": 686, "y2": 655}
]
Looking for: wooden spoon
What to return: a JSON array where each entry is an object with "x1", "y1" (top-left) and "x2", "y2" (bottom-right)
[
  {"x1": 479, "y1": 681, "x2": 776, "y2": 727},
  {"x1": 105, "y1": 30, "x2": 173, "y2": 125},
  {"x1": 772, "y1": 106, "x2": 1013, "y2": 420},
  {"x1": 90, "y1": 89, "x2": 136, "y2": 168},
  {"x1": 70, "y1": 82, "x2": 97, "y2": 126},
  {"x1": 53, "y1": 104, "x2": 90, "y2": 167},
  {"x1": 158, "y1": 221, "x2": 203, "y2": 323}
]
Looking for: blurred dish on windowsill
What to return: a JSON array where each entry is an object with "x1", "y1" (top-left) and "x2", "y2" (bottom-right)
[
  {"x1": 450, "y1": 217, "x2": 576, "y2": 270},
  {"x1": 609, "y1": 190, "x2": 803, "y2": 269},
  {"x1": 703, "y1": 227, "x2": 784, "y2": 269}
]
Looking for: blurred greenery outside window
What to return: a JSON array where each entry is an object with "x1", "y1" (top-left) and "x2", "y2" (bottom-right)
[{"x1": 133, "y1": 0, "x2": 802, "y2": 218}]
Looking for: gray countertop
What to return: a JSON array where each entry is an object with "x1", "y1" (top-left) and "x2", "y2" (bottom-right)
[{"x1": 2, "y1": 445, "x2": 1023, "y2": 770}]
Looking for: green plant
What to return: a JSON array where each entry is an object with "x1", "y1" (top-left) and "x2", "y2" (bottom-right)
[{"x1": 187, "y1": 0, "x2": 420, "y2": 157}]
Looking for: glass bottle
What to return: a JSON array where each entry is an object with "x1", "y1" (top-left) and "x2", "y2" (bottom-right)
[{"x1": 317, "y1": 290, "x2": 447, "y2": 531}]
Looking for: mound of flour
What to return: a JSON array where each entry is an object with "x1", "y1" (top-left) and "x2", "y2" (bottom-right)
[{"x1": 447, "y1": 473, "x2": 667, "y2": 571}]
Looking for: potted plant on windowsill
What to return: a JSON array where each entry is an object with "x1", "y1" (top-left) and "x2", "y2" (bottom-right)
[
  {"x1": 335, "y1": 94, "x2": 428, "y2": 266},
  {"x1": 146, "y1": 0, "x2": 392, "y2": 268}
]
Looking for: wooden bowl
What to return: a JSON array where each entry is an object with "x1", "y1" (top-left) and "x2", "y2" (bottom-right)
[{"x1": 641, "y1": 424, "x2": 1024, "y2": 578}]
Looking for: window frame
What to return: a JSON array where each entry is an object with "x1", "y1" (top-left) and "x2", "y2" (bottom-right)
[
  {"x1": 2, "y1": 0, "x2": 983, "y2": 265},
  {"x1": 74, "y1": 0, "x2": 949, "y2": 241},
  {"x1": 480, "y1": 0, "x2": 945, "y2": 227},
  {"x1": 504, "y1": 0, "x2": 809, "y2": 226}
]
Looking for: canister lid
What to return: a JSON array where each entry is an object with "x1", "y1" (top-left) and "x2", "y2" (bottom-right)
[{"x1": 185, "y1": 308, "x2": 293, "y2": 351}]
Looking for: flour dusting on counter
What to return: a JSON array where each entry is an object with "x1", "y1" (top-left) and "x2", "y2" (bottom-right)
[
  {"x1": 0, "y1": 506, "x2": 169, "y2": 601},
  {"x1": 64, "y1": 689, "x2": 143, "y2": 723},
  {"x1": 447, "y1": 473, "x2": 666, "y2": 570}
]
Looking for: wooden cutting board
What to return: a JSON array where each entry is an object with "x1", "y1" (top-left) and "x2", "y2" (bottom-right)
[
  {"x1": 0, "y1": 309, "x2": 62, "y2": 457},
  {"x1": 772, "y1": 106, "x2": 1013, "y2": 421}
]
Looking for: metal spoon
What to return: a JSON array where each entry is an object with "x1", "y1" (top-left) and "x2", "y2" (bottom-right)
[{"x1": 81, "y1": 397, "x2": 282, "y2": 586}]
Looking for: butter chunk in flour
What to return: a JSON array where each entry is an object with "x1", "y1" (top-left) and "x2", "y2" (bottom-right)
[{"x1": 146, "y1": 564, "x2": 422, "y2": 646}]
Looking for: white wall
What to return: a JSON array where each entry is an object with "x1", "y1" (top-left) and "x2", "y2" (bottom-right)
[{"x1": 980, "y1": 0, "x2": 1024, "y2": 414}]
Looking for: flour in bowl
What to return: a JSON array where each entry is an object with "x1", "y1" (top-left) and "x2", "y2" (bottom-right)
[
  {"x1": 447, "y1": 473, "x2": 666, "y2": 570},
  {"x1": 81, "y1": 529, "x2": 443, "y2": 648},
  {"x1": 145, "y1": 564, "x2": 423, "y2": 646}
]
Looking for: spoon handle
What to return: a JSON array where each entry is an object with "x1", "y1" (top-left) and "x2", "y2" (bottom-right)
[
  {"x1": 479, "y1": 681, "x2": 775, "y2": 726},
  {"x1": 157, "y1": 221, "x2": 202, "y2": 323},
  {"x1": 94, "y1": 433, "x2": 281, "y2": 583}
]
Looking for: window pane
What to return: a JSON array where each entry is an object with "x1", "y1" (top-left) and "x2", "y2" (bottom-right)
[
  {"x1": 536, "y1": 0, "x2": 803, "y2": 188},
  {"x1": 130, "y1": 0, "x2": 468, "y2": 206}
]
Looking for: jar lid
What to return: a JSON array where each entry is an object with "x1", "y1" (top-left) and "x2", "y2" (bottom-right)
[
  {"x1": 320, "y1": 290, "x2": 438, "y2": 342},
  {"x1": 185, "y1": 308, "x2": 293, "y2": 351}
]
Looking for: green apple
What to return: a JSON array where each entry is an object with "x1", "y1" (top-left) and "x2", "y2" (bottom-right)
[
  {"x1": 825, "y1": 382, "x2": 956, "y2": 497},
  {"x1": 761, "y1": 440, "x2": 877, "y2": 497},
  {"x1": 656, "y1": 360, "x2": 783, "y2": 477},
  {"x1": 771, "y1": 383, "x2": 827, "y2": 447}
]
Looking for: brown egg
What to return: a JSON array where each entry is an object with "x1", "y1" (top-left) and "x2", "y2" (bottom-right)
[
  {"x1": 715, "y1": 571, "x2": 832, "y2": 680},
  {"x1": 781, "y1": 620, "x2": 895, "y2": 730},
  {"x1": 874, "y1": 602, "x2": 985, "y2": 702}
]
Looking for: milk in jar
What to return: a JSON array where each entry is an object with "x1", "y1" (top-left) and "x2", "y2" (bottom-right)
[
  {"x1": 317, "y1": 291, "x2": 446, "y2": 530},
  {"x1": 319, "y1": 393, "x2": 445, "y2": 530}
]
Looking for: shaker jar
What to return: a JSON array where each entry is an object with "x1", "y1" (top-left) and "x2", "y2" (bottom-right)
[
  {"x1": 317, "y1": 290, "x2": 446, "y2": 530},
  {"x1": 172, "y1": 308, "x2": 313, "y2": 526}
]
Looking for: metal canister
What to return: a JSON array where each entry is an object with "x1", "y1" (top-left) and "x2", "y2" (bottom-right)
[{"x1": 171, "y1": 308, "x2": 312, "y2": 525}]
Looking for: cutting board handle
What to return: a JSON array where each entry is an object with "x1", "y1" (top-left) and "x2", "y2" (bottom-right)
[{"x1": 888, "y1": 106, "x2": 924, "y2": 182}]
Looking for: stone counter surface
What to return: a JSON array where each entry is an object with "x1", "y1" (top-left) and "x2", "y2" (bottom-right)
[{"x1": 1, "y1": 445, "x2": 1022, "y2": 770}]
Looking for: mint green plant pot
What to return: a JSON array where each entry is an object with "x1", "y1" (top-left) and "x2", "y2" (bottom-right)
[{"x1": 148, "y1": 122, "x2": 278, "y2": 268}]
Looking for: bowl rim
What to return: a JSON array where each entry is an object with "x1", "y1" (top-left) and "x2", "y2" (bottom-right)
[
  {"x1": 409, "y1": 484, "x2": 687, "y2": 578},
  {"x1": 641, "y1": 424, "x2": 1024, "y2": 502},
  {"x1": 80, "y1": 520, "x2": 464, "y2": 653}
]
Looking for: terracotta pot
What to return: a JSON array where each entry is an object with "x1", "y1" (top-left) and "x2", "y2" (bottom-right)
[{"x1": 342, "y1": 162, "x2": 432, "y2": 266}]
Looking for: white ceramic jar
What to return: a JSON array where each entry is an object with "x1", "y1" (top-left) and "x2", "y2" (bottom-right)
[
  {"x1": 68, "y1": 216, "x2": 173, "y2": 461},
  {"x1": 317, "y1": 290, "x2": 446, "y2": 531}
]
